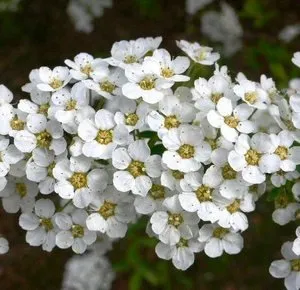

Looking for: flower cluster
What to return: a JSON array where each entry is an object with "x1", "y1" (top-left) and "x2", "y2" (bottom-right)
[{"x1": 1, "y1": 36, "x2": 300, "y2": 288}]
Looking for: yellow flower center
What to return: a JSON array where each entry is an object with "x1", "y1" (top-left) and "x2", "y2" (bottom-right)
[
  {"x1": 36, "y1": 131, "x2": 52, "y2": 149},
  {"x1": 275, "y1": 146, "x2": 288, "y2": 160},
  {"x1": 69, "y1": 172, "x2": 88, "y2": 189},
  {"x1": 124, "y1": 55, "x2": 138, "y2": 64},
  {"x1": 10, "y1": 117, "x2": 25, "y2": 131},
  {"x1": 50, "y1": 78, "x2": 63, "y2": 89},
  {"x1": 40, "y1": 218, "x2": 54, "y2": 231},
  {"x1": 96, "y1": 130, "x2": 113, "y2": 145},
  {"x1": 139, "y1": 77, "x2": 155, "y2": 90},
  {"x1": 80, "y1": 64, "x2": 93, "y2": 76},
  {"x1": 164, "y1": 115, "x2": 180, "y2": 129},
  {"x1": 245, "y1": 92, "x2": 257, "y2": 104},
  {"x1": 222, "y1": 163, "x2": 237, "y2": 180},
  {"x1": 125, "y1": 113, "x2": 139, "y2": 126},
  {"x1": 211, "y1": 93, "x2": 223, "y2": 104},
  {"x1": 177, "y1": 144, "x2": 195, "y2": 159},
  {"x1": 224, "y1": 116, "x2": 239, "y2": 128},
  {"x1": 161, "y1": 67, "x2": 174, "y2": 78},
  {"x1": 168, "y1": 213, "x2": 183, "y2": 228},
  {"x1": 205, "y1": 138, "x2": 218, "y2": 150},
  {"x1": 196, "y1": 185, "x2": 212, "y2": 202},
  {"x1": 291, "y1": 259, "x2": 300, "y2": 271},
  {"x1": 99, "y1": 200, "x2": 117, "y2": 219},
  {"x1": 65, "y1": 99, "x2": 77, "y2": 111},
  {"x1": 172, "y1": 170, "x2": 184, "y2": 180},
  {"x1": 127, "y1": 160, "x2": 145, "y2": 178},
  {"x1": 176, "y1": 238, "x2": 188, "y2": 248},
  {"x1": 149, "y1": 184, "x2": 165, "y2": 200},
  {"x1": 38, "y1": 103, "x2": 50, "y2": 116},
  {"x1": 16, "y1": 183, "x2": 27, "y2": 197},
  {"x1": 226, "y1": 199, "x2": 240, "y2": 214},
  {"x1": 213, "y1": 227, "x2": 229, "y2": 239},
  {"x1": 245, "y1": 149, "x2": 261, "y2": 165},
  {"x1": 100, "y1": 81, "x2": 116, "y2": 93},
  {"x1": 71, "y1": 224, "x2": 84, "y2": 238},
  {"x1": 196, "y1": 51, "x2": 207, "y2": 61}
]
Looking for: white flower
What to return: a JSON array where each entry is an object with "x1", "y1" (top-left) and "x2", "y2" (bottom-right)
[
  {"x1": 0, "y1": 84, "x2": 13, "y2": 104},
  {"x1": 83, "y1": 67, "x2": 126, "y2": 99},
  {"x1": 0, "y1": 176, "x2": 38, "y2": 213},
  {"x1": 112, "y1": 140, "x2": 162, "y2": 196},
  {"x1": 86, "y1": 186, "x2": 135, "y2": 238},
  {"x1": 269, "y1": 241, "x2": 300, "y2": 290},
  {"x1": 207, "y1": 97, "x2": 256, "y2": 142},
  {"x1": 233, "y1": 79, "x2": 269, "y2": 109},
  {"x1": 161, "y1": 168, "x2": 186, "y2": 191},
  {"x1": 176, "y1": 40, "x2": 220, "y2": 65},
  {"x1": 271, "y1": 170, "x2": 300, "y2": 188},
  {"x1": 122, "y1": 63, "x2": 168, "y2": 104},
  {"x1": 0, "y1": 237, "x2": 9, "y2": 254},
  {"x1": 198, "y1": 223, "x2": 243, "y2": 258},
  {"x1": 162, "y1": 125, "x2": 211, "y2": 173},
  {"x1": 19, "y1": 199, "x2": 58, "y2": 252},
  {"x1": 147, "y1": 95, "x2": 196, "y2": 138},
  {"x1": 292, "y1": 52, "x2": 300, "y2": 68},
  {"x1": 55, "y1": 209, "x2": 97, "y2": 254},
  {"x1": 155, "y1": 237, "x2": 203, "y2": 270},
  {"x1": 143, "y1": 49, "x2": 190, "y2": 85},
  {"x1": 14, "y1": 113, "x2": 66, "y2": 155},
  {"x1": 53, "y1": 155, "x2": 108, "y2": 208},
  {"x1": 292, "y1": 227, "x2": 300, "y2": 256},
  {"x1": 228, "y1": 133, "x2": 277, "y2": 184},
  {"x1": 78, "y1": 109, "x2": 129, "y2": 159},
  {"x1": 37, "y1": 66, "x2": 71, "y2": 92},
  {"x1": 178, "y1": 171, "x2": 221, "y2": 223},
  {"x1": 65, "y1": 52, "x2": 106, "y2": 80},
  {"x1": 150, "y1": 195, "x2": 199, "y2": 245}
]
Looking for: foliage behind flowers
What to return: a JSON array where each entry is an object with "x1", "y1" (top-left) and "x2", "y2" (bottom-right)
[{"x1": 1, "y1": 36, "x2": 300, "y2": 289}]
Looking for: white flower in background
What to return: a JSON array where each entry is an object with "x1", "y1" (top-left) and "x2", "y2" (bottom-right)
[
  {"x1": 55, "y1": 209, "x2": 97, "y2": 253},
  {"x1": 271, "y1": 170, "x2": 300, "y2": 188},
  {"x1": 86, "y1": 186, "x2": 135, "y2": 238},
  {"x1": 134, "y1": 181, "x2": 173, "y2": 215},
  {"x1": 53, "y1": 155, "x2": 108, "y2": 208},
  {"x1": 201, "y1": 2, "x2": 243, "y2": 56},
  {"x1": 0, "y1": 237, "x2": 9, "y2": 254},
  {"x1": 114, "y1": 99, "x2": 150, "y2": 132},
  {"x1": 62, "y1": 252, "x2": 115, "y2": 290},
  {"x1": 292, "y1": 181, "x2": 300, "y2": 201},
  {"x1": 147, "y1": 94, "x2": 196, "y2": 138},
  {"x1": 207, "y1": 97, "x2": 256, "y2": 142},
  {"x1": 112, "y1": 140, "x2": 162, "y2": 196},
  {"x1": 19, "y1": 199, "x2": 58, "y2": 252},
  {"x1": 67, "y1": 0, "x2": 112, "y2": 33},
  {"x1": 186, "y1": 0, "x2": 214, "y2": 15},
  {"x1": 25, "y1": 148, "x2": 66, "y2": 194},
  {"x1": 162, "y1": 125, "x2": 211, "y2": 173},
  {"x1": 150, "y1": 195, "x2": 199, "y2": 245},
  {"x1": 228, "y1": 133, "x2": 277, "y2": 184},
  {"x1": 65, "y1": 52, "x2": 106, "y2": 80},
  {"x1": 0, "y1": 176, "x2": 38, "y2": 213},
  {"x1": 106, "y1": 37, "x2": 162, "y2": 68},
  {"x1": 279, "y1": 24, "x2": 300, "y2": 43},
  {"x1": 292, "y1": 227, "x2": 300, "y2": 255},
  {"x1": 198, "y1": 223, "x2": 243, "y2": 258},
  {"x1": 78, "y1": 109, "x2": 129, "y2": 159},
  {"x1": 155, "y1": 237, "x2": 204, "y2": 270},
  {"x1": 233, "y1": 79, "x2": 269, "y2": 109},
  {"x1": 144, "y1": 49, "x2": 190, "y2": 85},
  {"x1": 84, "y1": 67, "x2": 126, "y2": 99},
  {"x1": 122, "y1": 63, "x2": 168, "y2": 104},
  {"x1": 214, "y1": 193, "x2": 255, "y2": 232},
  {"x1": 178, "y1": 171, "x2": 221, "y2": 223},
  {"x1": 176, "y1": 40, "x2": 220, "y2": 65},
  {"x1": 37, "y1": 66, "x2": 71, "y2": 92},
  {"x1": 269, "y1": 241, "x2": 300, "y2": 290},
  {"x1": 14, "y1": 113, "x2": 66, "y2": 155},
  {"x1": 260, "y1": 74, "x2": 278, "y2": 103},
  {"x1": 292, "y1": 52, "x2": 300, "y2": 68}
]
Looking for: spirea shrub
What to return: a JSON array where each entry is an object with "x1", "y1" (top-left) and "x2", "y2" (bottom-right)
[{"x1": 1, "y1": 37, "x2": 300, "y2": 289}]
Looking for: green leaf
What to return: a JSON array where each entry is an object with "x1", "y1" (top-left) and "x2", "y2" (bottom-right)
[
  {"x1": 129, "y1": 271, "x2": 143, "y2": 290},
  {"x1": 267, "y1": 187, "x2": 281, "y2": 201},
  {"x1": 137, "y1": 130, "x2": 157, "y2": 139},
  {"x1": 151, "y1": 143, "x2": 166, "y2": 155}
]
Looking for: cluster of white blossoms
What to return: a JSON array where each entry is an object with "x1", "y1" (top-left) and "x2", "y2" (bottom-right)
[{"x1": 0, "y1": 36, "x2": 300, "y2": 288}]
